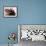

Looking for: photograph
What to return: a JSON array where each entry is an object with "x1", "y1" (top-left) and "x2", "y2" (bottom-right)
[
  {"x1": 4, "y1": 6, "x2": 17, "y2": 17},
  {"x1": 18, "y1": 25, "x2": 46, "y2": 41}
]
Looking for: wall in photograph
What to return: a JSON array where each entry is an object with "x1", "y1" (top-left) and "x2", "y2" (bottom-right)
[{"x1": 0, "y1": 0, "x2": 46, "y2": 44}]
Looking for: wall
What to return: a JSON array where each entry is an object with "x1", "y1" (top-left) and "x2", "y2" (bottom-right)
[{"x1": 0, "y1": 0, "x2": 46, "y2": 44}]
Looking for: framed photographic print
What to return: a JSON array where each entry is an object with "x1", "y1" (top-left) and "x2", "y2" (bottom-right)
[
  {"x1": 18, "y1": 24, "x2": 46, "y2": 42},
  {"x1": 4, "y1": 6, "x2": 17, "y2": 17}
]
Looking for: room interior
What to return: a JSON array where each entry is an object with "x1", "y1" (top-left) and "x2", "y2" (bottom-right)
[{"x1": 0, "y1": 0, "x2": 46, "y2": 46}]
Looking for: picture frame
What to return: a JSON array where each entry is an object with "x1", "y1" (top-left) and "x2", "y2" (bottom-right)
[
  {"x1": 18, "y1": 24, "x2": 46, "y2": 42},
  {"x1": 4, "y1": 6, "x2": 17, "y2": 17}
]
